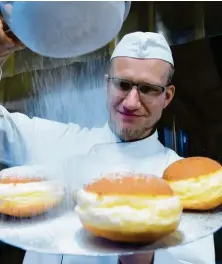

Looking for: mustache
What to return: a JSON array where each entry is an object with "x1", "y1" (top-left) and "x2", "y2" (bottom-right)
[{"x1": 118, "y1": 107, "x2": 143, "y2": 117}]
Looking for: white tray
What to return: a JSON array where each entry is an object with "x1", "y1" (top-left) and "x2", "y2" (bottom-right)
[
  {"x1": 0, "y1": 203, "x2": 221, "y2": 256},
  {"x1": 0, "y1": 153, "x2": 221, "y2": 256}
]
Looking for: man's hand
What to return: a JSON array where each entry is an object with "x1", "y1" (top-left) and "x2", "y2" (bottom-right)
[
  {"x1": 118, "y1": 252, "x2": 154, "y2": 264},
  {"x1": 0, "y1": 4, "x2": 24, "y2": 58}
]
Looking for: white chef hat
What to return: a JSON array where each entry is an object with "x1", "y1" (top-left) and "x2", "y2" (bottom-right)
[{"x1": 111, "y1": 31, "x2": 174, "y2": 66}]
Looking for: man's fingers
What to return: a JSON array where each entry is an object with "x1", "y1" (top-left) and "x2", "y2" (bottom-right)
[
  {"x1": 0, "y1": 15, "x2": 10, "y2": 32},
  {"x1": 0, "y1": 17, "x2": 13, "y2": 45},
  {"x1": 0, "y1": 15, "x2": 24, "y2": 54},
  {"x1": 0, "y1": 7, "x2": 25, "y2": 58}
]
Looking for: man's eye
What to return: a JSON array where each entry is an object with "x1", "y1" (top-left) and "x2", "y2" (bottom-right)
[
  {"x1": 139, "y1": 85, "x2": 162, "y2": 94},
  {"x1": 119, "y1": 81, "x2": 131, "y2": 91}
]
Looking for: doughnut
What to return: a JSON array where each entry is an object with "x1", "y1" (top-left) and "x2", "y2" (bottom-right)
[
  {"x1": 163, "y1": 157, "x2": 222, "y2": 210},
  {"x1": 0, "y1": 176, "x2": 64, "y2": 217},
  {"x1": 75, "y1": 173, "x2": 182, "y2": 243}
]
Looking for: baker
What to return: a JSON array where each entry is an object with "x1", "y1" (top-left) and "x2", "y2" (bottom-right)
[{"x1": 0, "y1": 17, "x2": 215, "y2": 264}]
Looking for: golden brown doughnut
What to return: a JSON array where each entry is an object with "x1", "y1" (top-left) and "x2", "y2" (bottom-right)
[
  {"x1": 163, "y1": 157, "x2": 222, "y2": 210},
  {"x1": 0, "y1": 176, "x2": 64, "y2": 217},
  {"x1": 75, "y1": 173, "x2": 182, "y2": 243}
]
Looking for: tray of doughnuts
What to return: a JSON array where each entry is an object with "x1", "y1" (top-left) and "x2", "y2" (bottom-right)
[{"x1": 0, "y1": 156, "x2": 221, "y2": 256}]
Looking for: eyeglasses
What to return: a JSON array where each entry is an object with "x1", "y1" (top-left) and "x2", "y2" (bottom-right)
[{"x1": 107, "y1": 77, "x2": 167, "y2": 100}]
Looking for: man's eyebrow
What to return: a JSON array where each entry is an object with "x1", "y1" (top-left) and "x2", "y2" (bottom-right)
[
  {"x1": 110, "y1": 74, "x2": 166, "y2": 87},
  {"x1": 114, "y1": 77, "x2": 165, "y2": 87},
  {"x1": 141, "y1": 79, "x2": 165, "y2": 87}
]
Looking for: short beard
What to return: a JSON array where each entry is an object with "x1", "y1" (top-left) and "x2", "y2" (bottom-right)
[{"x1": 109, "y1": 120, "x2": 155, "y2": 142}]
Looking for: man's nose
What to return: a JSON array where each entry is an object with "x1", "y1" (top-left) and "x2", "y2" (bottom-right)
[{"x1": 122, "y1": 87, "x2": 141, "y2": 110}]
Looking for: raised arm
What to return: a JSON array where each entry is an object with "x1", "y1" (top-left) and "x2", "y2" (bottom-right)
[{"x1": 0, "y1": 14, "x2": 83, "y2": 167}]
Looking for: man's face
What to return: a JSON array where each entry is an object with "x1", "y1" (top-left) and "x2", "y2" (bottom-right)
[{"x1": 106, "y1": 57, "x2": 175, "y2": 141}]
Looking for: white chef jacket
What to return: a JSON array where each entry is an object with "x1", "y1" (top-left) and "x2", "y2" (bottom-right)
[{"x1": 0, "y1": 105, "x2": 215, "y2": 264}]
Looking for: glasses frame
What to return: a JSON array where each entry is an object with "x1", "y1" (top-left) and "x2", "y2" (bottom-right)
[{"x1": 107, "y1": 77, "x2": 168, "y2": 96}]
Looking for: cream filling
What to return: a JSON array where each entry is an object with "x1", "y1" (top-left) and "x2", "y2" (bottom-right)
[
  {"x1": 0, "y1": 181, "x2": 64, "y2": 203},
  {"x1": 75, "y1": 190, "x2": 182, "y2": 232},
  {"x1": 167, "y1": 170, "x2": 222, "y2": 202}
]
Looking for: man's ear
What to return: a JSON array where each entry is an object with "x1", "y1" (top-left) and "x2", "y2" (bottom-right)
[
  {"x1": 105, "y1": 74, "x2": 109, "y2": 83},
  {"x1": 164, "y1": 85, "x2": 175, "y2": 108},
  {"x1": 105, "y1": 74, "x2": 109, "y2": 92}
]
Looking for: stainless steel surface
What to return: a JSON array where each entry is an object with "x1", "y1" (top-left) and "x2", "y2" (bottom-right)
[
  {"x1": 0, "y1": 204, "x2": 221, "y2": 256},
  {"x1": 1, "y1": 1, "x2": 129, "y2": 58}
]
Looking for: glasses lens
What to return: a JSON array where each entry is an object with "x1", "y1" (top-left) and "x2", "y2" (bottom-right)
[
  {"x1": 139, "y1": 84, "x2": 164, "y2": 95},
  {"x1": 111, "y1": 78, "x2": 132, "y2": 92}
]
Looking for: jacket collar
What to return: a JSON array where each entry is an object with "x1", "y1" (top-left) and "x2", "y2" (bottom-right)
[
  {"x1": 96, "y1": 122, "x2": 164, "y2": 156},
  {"x1": 101, "y1": 122, "x2": 159, "y2": 145}
]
